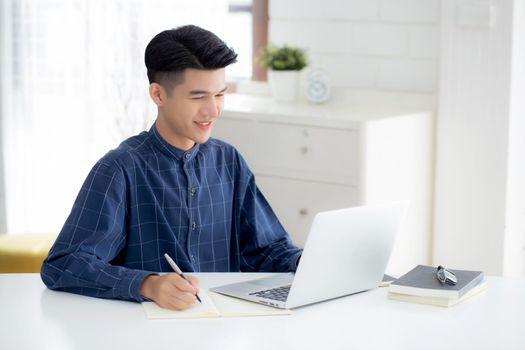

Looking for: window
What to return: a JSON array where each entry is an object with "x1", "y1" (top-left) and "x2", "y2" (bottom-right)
[
  {"x1": 0, "y1": 0, "x2": 266, "y2": 233},
  {"x1": 230, "y1": 0, "x2": 268, "y2": 81}
]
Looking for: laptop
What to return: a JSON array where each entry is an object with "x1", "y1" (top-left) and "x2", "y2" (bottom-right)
[{"x1": 211, "y1": 202, "x2": 408, "y2": 309}]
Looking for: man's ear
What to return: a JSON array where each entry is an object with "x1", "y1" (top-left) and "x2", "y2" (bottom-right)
[{"x1": 149, "y1": 83, "x2": 165, "y2": 106}]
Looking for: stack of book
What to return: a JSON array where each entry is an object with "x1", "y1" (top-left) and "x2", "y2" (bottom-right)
[{"x1": 388, "y1": 265, "x2": 487, "y2": 307}]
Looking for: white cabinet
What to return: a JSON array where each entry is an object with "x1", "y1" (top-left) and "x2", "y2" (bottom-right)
[
  {"x1": 214, "y1": 119, "x2": 359, "y2": 247},
  {"x1": 214, "y1": 92, "x2": 434, "y2": 275},
  {"x1": 252, "y1": 123, "x2": 358, "y2": 185},
  {"x1": 255, "y1": 176, "x2": 358, "y2": 246}
]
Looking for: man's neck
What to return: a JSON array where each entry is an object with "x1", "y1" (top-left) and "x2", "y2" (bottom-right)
[{"x1": 154, "y1": 117, "x2": 195, "y2": 151}]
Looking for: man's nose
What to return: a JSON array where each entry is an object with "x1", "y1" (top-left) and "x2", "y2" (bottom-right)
[{"x1": 201, "y1": 98, "x2": 219, "y2": 119}]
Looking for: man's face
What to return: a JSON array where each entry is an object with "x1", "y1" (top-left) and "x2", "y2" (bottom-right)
[{"x1": 153, "y1": 68, "x2": 227, "y2": 150}]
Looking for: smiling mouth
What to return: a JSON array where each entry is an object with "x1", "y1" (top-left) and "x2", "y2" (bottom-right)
[
  {"x1": 194, "y1": 120, "x2": 214, "y2": 130},
  {"x1": 194, "y1": 121, "x2": 212, "y2": 126}
]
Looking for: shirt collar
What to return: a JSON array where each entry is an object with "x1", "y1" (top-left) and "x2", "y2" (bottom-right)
[{"x1": 149, "y1": 122, "x2": 200, "y2": 161}]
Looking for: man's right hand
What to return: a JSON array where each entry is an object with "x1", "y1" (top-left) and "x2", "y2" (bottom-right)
[{"x1": 139, "y1": 273, "x2": 200, "y2": 311}]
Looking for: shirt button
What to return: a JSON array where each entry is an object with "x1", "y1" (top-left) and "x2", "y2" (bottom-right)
[
  {"x1": 190, "y1": 188, "x2": 197, "y2": 196},
  {"x1": 191, "y1": 222, "x2": 197, "y2": 230},
  {"x1": 191, "y1": 255, "x2": 196, "y2": 262},
  {"x1": 184, "y1": 153, "x2": 191, "y2": 159}
]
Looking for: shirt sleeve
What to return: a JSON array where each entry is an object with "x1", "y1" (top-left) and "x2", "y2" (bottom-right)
[
  {"x1": 40, "y1": 159, "x2": 153, "y2": 302},
  {"x1": 234, "y1": 153, "x2": 303, "y2": 272}
]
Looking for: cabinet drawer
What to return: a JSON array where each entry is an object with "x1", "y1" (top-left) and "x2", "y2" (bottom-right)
[
  {"x1": 253, "y1": 122, "x2": 358, "y2": 185},
  {"x1": 256, "y1": 175, "x2": 359, "y2": 247}
]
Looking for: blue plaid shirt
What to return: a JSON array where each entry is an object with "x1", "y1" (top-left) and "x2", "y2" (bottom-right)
[{"x1": 41, "y1": 124, "x2": 302, "y2": 302}]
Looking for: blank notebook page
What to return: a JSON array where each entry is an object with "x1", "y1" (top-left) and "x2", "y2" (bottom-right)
[
  {"x1": 143, "y1": 291, "x2": 220, "y2": 319},
  {"x1": 208, "y1": 292, "x2": 291, "y2": 317},
  {"x1": 142, "y1": 291, "x2": 291, "y2": 319}
]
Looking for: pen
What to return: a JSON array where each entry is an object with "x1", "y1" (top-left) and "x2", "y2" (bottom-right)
[{"x1": 164, "y1": 253, "x2": 202, "y2": 303}]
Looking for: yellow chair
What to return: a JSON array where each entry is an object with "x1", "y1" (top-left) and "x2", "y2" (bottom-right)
[{"x1": 0, "y1": 233, "x2": 57, "y2": 273}]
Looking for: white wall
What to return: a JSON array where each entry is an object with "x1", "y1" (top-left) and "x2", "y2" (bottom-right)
[
  {"x1": 269, "y1": 0, "x2": 440, "y2": 93},
  {"x1": 267, "y1": 0, "x2": 439, "y2": 275},
  {"x1": 0, "y1": 1, "x2": 9, "y2": 233},
  {"x1": 503, "y1": 0, "x2": 525, "y2": 276},
  {"x1": 434, "y1": 0, "x2": 525, "y2": 275},
  {"x1": 363, "y1": 112, "x2": 434, "y2": 276},
  {"x1": 269, "y1": 0, "x2": 525, "y2": 276}
]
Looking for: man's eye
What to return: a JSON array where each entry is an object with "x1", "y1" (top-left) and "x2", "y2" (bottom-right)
[
  {"x1": 191, "y1": 96, "x2": 205, "y2": 100},
  {"x1": 216, "y1": 94, "x2": 224, "y2": 98}
]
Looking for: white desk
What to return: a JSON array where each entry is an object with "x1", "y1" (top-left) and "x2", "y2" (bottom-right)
[{"x1": 1, "y1": 273, "x2": 524, "y2": 350}]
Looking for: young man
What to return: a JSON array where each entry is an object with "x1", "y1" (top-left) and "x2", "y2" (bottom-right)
[{"x1": 41, "y1": 25, "x2": 302, "y2": 311}]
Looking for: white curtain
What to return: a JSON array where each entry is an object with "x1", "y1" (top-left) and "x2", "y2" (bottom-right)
[{"x1": 0, "y1": 0, "x2": 251, "y2": 233}]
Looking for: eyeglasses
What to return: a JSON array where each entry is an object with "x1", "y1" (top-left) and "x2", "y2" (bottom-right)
[{"x1": 436, "y1": 265, "x2": 457, "y2": 285}]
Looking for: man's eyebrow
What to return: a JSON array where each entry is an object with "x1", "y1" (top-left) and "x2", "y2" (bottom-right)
[{"x1": 189, "y1": 86, "x2": 228, "y2": 95}]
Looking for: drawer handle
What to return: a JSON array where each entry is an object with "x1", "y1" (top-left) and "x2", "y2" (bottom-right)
[
  {"x1": 299, "y1": 208, "x2": 308, "y2": 216},
  {"x1": 300, "y1": 146, "x2": 309, "y2": 154}
]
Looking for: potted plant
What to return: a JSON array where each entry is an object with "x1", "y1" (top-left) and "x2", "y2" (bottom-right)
[{"x1": 259, "y1": 45, "x2": 308, "y2": 102}]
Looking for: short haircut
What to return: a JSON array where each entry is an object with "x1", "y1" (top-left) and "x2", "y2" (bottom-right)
[{"x1": 145, "y1": 25, "x2": 238, "y2": 93}]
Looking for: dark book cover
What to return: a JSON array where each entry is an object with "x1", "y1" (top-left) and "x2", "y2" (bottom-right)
[{"x1": 389, "y1": 265, "x2": 484, "y2": 299}]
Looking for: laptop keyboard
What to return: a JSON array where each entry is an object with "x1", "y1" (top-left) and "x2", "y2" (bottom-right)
[{"x1": 249, "y1": 285, "x2": 291, "y2": 302}]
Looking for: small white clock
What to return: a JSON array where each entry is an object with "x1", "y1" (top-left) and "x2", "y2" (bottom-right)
[{"x1": 305, "y1": 68, "x2": 331, "y2": 104}]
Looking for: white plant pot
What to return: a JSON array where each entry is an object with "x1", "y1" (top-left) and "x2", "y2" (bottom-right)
[{"x1": 268, "y1": 70, "x2": 300, "y2": 102}]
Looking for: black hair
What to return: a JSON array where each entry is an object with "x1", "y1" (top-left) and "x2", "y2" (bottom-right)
[{"x1": 145, "y1": 25, "x2": 238, "y2": 92}]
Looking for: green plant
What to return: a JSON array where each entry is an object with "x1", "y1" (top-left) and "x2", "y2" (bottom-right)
[{"x1": 259, "y1": 45, "x2": 308, "y2": 71}]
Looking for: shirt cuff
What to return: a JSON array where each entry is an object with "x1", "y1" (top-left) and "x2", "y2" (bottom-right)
[
  {"x1": 116, "y1": 270, "x2": 158, "y2": 302},
  {"x1": 289, "y1": 250, "x2": 303, "y2": 272}
]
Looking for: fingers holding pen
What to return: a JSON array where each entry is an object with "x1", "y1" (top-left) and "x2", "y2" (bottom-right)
[
  {"x1": 140, "y1": 273, "x2": 200, "y2": 311},
  {"x1": 165, "y1": 272, "x2": 201, "y2": 302},
  {"x1": 169, "y1": 273, "x2": 197, "y2": 291},
  {"x1": 184, "y1": 274, "x2": 201, "y2": 294},
  {"x1": 162, "y1": 253, "x2": 201, "y2": 303}
]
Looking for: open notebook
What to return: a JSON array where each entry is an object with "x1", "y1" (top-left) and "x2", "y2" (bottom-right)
[{"x1": 142, "y1": 291, "x2": 291, "y2": 319}]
